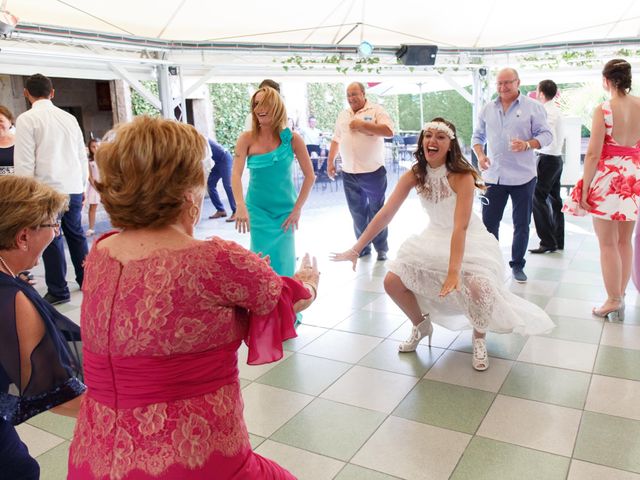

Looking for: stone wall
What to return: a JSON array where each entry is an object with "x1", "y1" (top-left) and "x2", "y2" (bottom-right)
[
  {"x1": 48, "y1": 77, "x2": 114, "y2": 141},
  {"x1": 0, "y1": 75, "x2": 28, "y2": 119}
]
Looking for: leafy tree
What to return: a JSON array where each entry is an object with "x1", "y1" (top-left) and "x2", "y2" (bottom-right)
[
  {"x1": 306, "y1": 83, "x2": 345, "y2": 131},
  {"x1": 210, "y1": 83, "x2": 255, "y2": 152},
  {"x1": 368, "y1": 93, "x2": 399, "y2": 131},
  {"x1": 130, "y1": 81, "x2": 160, "y2": 117},
  {"x1": 306, "y1": 84, "x2": 399, "y2": 134},
  {"x1": 398, "y1": 90, "x2": 473, "y2": 144}
]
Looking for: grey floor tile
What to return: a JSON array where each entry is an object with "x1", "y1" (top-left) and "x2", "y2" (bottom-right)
[
  {"x1": 574, "y1": 412, "x2": 640, "y2": 474},
  {"x1": 335, "y1": 310, "x2": 406, "y2": 338},
  {"x1": 568, "y1": 460, "x2": 640, "y2": 480},
  {"x1": 555, "y1": 283, "x2": 607, "y2": 302},
  {"x1": 358, "y1": 339, "x2": 445, "y2": 377},
  {"x1": 256, "y1": 353, "x2": 351, "y2": 395},
  {"x1": 450, "y1": 437, "x2": 569, "y2": 480},
  {"x1": 393, "y1": 379, "x2": 495, "y2": 434},
  {"x1": 500, "y1": 362, "x2": 591, "y2": 409},
  {"x1": 271, "y1": 398, "x2": 385, "y2": 461},
  {"x1": 543, "y1": 315, "x2": 603, "y2": 344},
  {"x1": 525, "y1": 267, "x2": 565, "y2": 281},
  {"x1": 27, "y1": 411, "x2": 77, "y2": 440},
  {"x1": 594, "y1": 345, "x2": 640, "y2": 381},
  {"x1": 283, "y1": 324, "x2": 328, "y2": 352},
  {"x1": 334, "y1": 464, "x2": 402, "y2": 480},
  {"x1": 249, "y1": 433, "x2": 265, "y2": 449},
  {"x1": 352, "y1": 416, "x2": 471, "y2": 480},
  {"x1": 255, "y1": 440, "x2": 344, "y2": 480},
  {"x1": 37, "y1": 441, "x2": 71, "y2": 480}
]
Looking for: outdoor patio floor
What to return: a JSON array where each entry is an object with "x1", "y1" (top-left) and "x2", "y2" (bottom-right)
[{"x1": 20, "y1": 175, "x2": 640, "y2": 480}]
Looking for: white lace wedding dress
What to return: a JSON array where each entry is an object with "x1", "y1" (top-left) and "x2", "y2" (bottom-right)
[{"x1": 387, "y1": 164, "x2": 555, "y2": 335}]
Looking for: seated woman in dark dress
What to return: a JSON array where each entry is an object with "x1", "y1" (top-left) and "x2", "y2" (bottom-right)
[{"x1": 0, "y1": 175, "x2": 85, "y2": 479}]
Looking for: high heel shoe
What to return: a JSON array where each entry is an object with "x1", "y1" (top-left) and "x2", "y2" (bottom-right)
[
  {"x1": 592, "y1": 297, "x2": 625, "y2": 322},
  {"x1": 472, "y1": 337, "x2": 489, "y2": 371},
  {"x1": 398, "y1": 314, "x2": 433, "y2": 352}
]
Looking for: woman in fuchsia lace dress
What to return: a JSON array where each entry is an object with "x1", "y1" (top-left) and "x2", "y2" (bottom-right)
[{"x1": 68, "y1": 117, "x2": 319, "y2": 480}]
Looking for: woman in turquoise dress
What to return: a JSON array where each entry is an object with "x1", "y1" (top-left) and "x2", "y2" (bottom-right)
[{"x1": 232, "y1": 86, "x2": 315, "y2": 276}]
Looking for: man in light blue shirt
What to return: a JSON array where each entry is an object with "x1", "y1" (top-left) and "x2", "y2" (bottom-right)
[{"x1": 472, "y1": 68, "x2": 552, "y2": 283}]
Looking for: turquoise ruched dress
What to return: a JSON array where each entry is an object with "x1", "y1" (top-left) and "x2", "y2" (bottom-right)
[{"x1": 246, "y1": 128, "x2": 297, "y2": 277}]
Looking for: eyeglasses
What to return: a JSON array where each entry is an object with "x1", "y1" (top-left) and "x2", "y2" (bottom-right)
[
  {"x1": 496, "y1": 79, "x2": 518, "y2": 87},
  {"x1": 39, "y1": 223, "x2": 61, "y2": 234}
]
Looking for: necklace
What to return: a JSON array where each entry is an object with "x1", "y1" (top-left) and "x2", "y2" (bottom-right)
[{"x1": 0, "y1": 254, "x2": 16, "y2": 277}]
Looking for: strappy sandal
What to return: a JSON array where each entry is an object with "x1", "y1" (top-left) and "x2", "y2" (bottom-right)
[
  {"x1": 592, "y1": 297, "x2": 625, "y2": 322},
  {"x1": 398, "y1": 314, "x2": 433, "y2": 352},
  {"x1": 472, "y1": 337, "x2": 489, "y2": 371}
]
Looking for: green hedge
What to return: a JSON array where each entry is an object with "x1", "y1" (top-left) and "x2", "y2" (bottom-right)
[
  {"x1": 209, "y1": 83, "x2": 255, "y2": 152},
  {"x1": 130, "y1": 81, "x2": 160, "y2": 117},
  {"x1": 398, "y1": 90, "x2": 472, "y2": 145}
]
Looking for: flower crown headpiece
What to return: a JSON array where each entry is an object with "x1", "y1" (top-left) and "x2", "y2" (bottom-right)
[{"x1": 422, "y1": 121, "x2": 455, "y2": 140}]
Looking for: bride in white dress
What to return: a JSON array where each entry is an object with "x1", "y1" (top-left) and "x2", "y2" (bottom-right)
[{"x1": 332, "y1": 118, "x2": 554, "y2": 371}]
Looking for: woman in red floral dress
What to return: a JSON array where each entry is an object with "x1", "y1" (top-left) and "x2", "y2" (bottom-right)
[
  {"x1": 68, "y1": 116, "x2": 319, "y2": 479},
  {"x1": 564, "y1": 59, "x2": 640, "y2": 320}
]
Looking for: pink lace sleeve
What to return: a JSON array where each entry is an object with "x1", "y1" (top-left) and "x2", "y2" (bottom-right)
[{"x1": 210, "y1": 239, "x2": 311, "y2": 365}]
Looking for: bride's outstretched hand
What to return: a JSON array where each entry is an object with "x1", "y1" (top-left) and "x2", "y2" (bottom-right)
[
  {"x1": 330, "y1": 248, "x2": 359, "y2": 271},
  {"x1": 439, "y1": 272, "x2": 461, "y2": 297}
]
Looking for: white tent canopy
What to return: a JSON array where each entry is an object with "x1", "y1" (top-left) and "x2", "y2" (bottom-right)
[
  {"x1": 9, "y1": 0, "x2": 640, "y2": 48},
  {"x1": 1, "y1": 0, "x2": 638, "y2": 120}
]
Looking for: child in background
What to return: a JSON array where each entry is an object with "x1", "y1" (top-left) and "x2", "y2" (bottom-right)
[{"x1": 85, "y1": 138, "x2": 101, "y2": 236}]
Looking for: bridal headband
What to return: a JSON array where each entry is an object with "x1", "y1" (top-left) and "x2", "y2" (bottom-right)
[{"x1": 422, "y1": 122, "x2": 455, "y2": 140}]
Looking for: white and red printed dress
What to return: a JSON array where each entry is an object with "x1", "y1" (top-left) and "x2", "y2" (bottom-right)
[{"x1": 563, "y1": 100, "x2": 640, "y2": 221}]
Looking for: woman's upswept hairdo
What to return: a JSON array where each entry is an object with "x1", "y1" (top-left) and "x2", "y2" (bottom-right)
[
  {"x1": 0, "y1": 176, "x2": 68, "y2": 249},
  {"x1": 95, "y1": 116, "x2": 206, "y2": 229},
  {"x1": 412, "y1": 117, "x2": 485, "y2": 193},
  {"x1": 602, "y1": 59, "x2": 632, "y2": 94},
  {"x1": 250, "y1": 86, "x2": 287, "y2": 137}
]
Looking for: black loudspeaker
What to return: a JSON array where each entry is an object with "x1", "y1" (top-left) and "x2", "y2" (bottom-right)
[{"x1": 395, "y1": 45, "x2": 438, "y2": 66}]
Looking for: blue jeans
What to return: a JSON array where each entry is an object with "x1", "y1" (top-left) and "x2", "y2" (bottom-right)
[
  {"x1": 482, "y1": 178, "x2": 536, "y2": 270},
  {"x1": 207, "y1": 157, "x2": 236, "y2": 213},
  {"x1": 42, "y1": 193, "x2": 88, "y2": 298},
  {"x1": 342, "y1": 167, "x2": 388, "y2": 254}
]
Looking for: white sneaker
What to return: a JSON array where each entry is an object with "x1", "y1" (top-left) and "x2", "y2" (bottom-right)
[{"x1": 398, "y1": 314, "x2": 433, "y2": 352}]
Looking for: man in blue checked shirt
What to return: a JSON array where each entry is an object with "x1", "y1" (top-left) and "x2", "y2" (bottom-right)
[{"x1": 472, "y1": 68, "x2": 552, "y2": 284}]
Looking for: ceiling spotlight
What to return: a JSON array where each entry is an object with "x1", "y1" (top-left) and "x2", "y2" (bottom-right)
[{"x1": 358, "y1": 41, "x2": 374, "y2": 57}]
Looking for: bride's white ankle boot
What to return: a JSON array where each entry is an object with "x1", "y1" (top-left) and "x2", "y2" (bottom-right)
[
  {"x1": 398, "y1": 314, "x2": 433, "y2": 352},
  {"x1": 472, "y1": 337, "x2": 489, "y2": 371}
]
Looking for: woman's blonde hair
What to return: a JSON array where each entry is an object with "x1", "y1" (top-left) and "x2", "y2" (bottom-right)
[
  {"x1": 0, "y1": 176, "x2": 68, "y2": 250},
  {"x1": 95, "y1": 116, "x2": 207, "y2": 229},
  {"x1": 250, "y1": 87, "x2": 287, "y2": 137}
]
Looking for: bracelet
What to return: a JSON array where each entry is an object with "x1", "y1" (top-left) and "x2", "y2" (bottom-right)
[
  {"x1": 303, "y1": 282, "x2": 317, "y2": 301},
  {"x1": 349, "y1": 248, "x2": 359, "y2": 257},
  {"x1": 524, "y1": 141, "x2": 530, "y2": 151}
]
